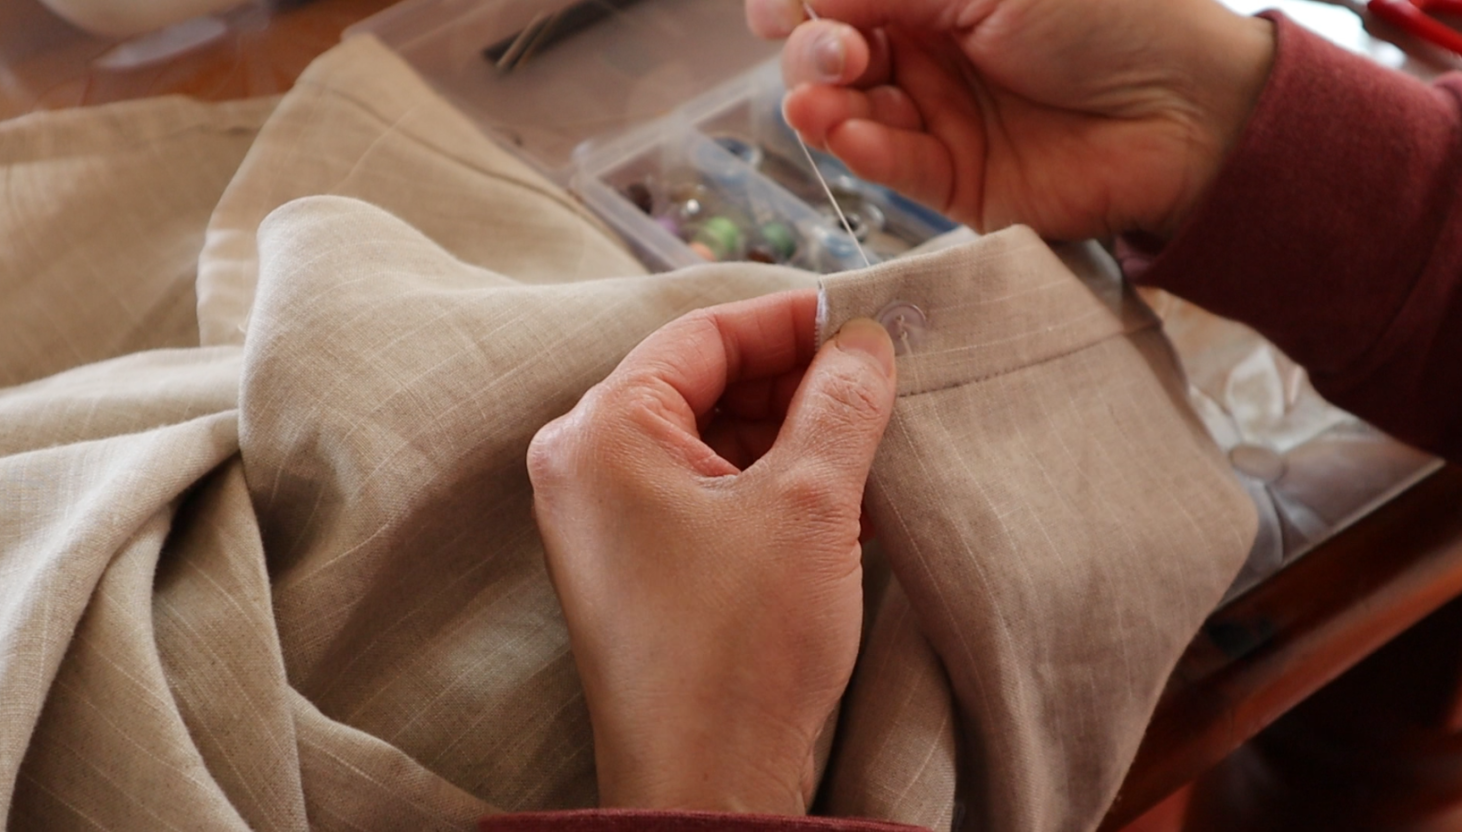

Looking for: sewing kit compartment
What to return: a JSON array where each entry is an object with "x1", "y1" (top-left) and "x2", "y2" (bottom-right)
[
  {"x1": 574, "y1": 62, "x2": 957, "y2": 271},
  {"x1": 348, "y1": 0, "x2": 957, "y2": 273}
]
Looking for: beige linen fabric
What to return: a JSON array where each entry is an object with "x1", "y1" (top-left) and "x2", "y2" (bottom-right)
[
  {"x1": 818, "y1": 234, "x2": 1258, "y2": 832},
  {"x1": 0, "y1": 94, "x2": 273, "y2": 386},
  {"x1": 1, "y1": 29, "x2": 1253, "y2": 832},
  {"x1": 194, "y1": 35, "x2": 642, "y2": 346},
  {"x1": 821, "y1": 573, "x2": 960, "y2": 831},
  {"x1": 0, "y1": 34, "x2": 807, "y2": 831}
]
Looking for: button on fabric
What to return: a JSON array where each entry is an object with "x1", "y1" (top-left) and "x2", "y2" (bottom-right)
[
  {"x1": 1229, "y1": 443, "x2": 1287, "y2": 483},
  {"x1": 877, "y1": 302, "x2": 927, "y2": 355}
]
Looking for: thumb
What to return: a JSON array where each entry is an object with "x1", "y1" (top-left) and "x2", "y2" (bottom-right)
[{"x1": 762, "y1": 317, "x2": 897, "y2": 494}]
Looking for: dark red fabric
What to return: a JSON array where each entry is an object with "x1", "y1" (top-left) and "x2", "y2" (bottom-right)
[
  {"x1": 476, "y1": 13, "x2": 1462, "y2": 832},
  {"x1": 478, "y1": 810, "x2": 928, "y2": 832},
  {"x1": 1127, "y1": 13, "x2": 1462, "y2": 462}
]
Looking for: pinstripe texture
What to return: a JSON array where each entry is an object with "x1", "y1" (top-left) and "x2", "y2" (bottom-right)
[
  {"x1": 195, "y1": 35, "x2": 645, "y2": 348},
  {"x1": 0, "y1": 95, "x2": 272, "y2": 388},
  {"x1": 0, "y1": 35, "x2": 809, "y2": 830},
  {"x1": 818, "y1": 232, "x2": 1258, "y2": 832},
  {"x1": 1, "y1": 32, "x2": 1251, "y2": 832}
]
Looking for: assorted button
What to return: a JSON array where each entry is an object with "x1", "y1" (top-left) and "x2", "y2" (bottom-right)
[{"x1": 611, "y1": 132, "x2": 951, "y2": 272}]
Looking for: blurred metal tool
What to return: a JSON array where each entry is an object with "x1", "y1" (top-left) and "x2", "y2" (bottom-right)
[{"x1": 483, "y1": 0, "x2": 644, "y2": 74}]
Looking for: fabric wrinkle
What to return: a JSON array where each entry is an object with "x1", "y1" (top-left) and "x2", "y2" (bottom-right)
[{"x1": 1, "y1": 28, "x2": 1254, "y2": 832}]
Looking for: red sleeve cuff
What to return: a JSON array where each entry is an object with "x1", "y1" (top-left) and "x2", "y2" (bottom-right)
[
  {"x1": 1125, "y1": 12, "x2": 1462, "y2": 457},
  {"x1": 479, "y1": 810, "x2": 930, "y2": 832}
]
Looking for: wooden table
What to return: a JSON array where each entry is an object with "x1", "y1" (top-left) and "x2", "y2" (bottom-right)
[
  {"x1": 8, "y1": 0, "x2": 1462, "y2": 827},
  {"x1": 1101, "y1": 463, "x2": 1462, "y2": 829},
  {"x1": 0, "y1": 0, "x2": 396, "y2": 119}
]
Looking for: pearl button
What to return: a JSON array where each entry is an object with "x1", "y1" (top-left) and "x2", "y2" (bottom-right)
[{"x1": 876, "y1": 302, "x2": 927, "y2": 355}]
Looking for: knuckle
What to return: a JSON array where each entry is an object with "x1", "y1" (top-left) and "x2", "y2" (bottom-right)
[
  {"x1": 677, "y1": 307, "x2": 718, "y2": 330},
  {"x1": 526, "y1": 376, "x2": 660, "y2": 491},
  {"x1": 526, "y1": 416, "x2": 579, "y2": 490},
  {"x1": 775, "y1": 464, "x2": 849, "y2": 522},
  {"x1": 598, "y1": 374, "x2": 677, "y2": 438},
  {"x1": 811, "y1": 361, "x2": 887, "y2": 428},
  {"x1": 527, "y1": 392, "x2": 611, "y2": 487}
]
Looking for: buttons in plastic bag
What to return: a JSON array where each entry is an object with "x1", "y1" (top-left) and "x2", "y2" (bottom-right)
[{"x1": 1229, "y1": 443, "x2": 1287, "y2": 483}]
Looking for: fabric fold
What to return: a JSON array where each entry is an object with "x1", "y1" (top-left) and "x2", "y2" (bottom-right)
[
  {"x1": 0, "y1": 94, "x2": 272, "y2": 386},
  {"x1": 4, "y1": 24, "x2": 1259, "y2": 832},
  {"x1": 818, "y1": 229, "x2": 1258, "y2": 832},
  {"x1": 0, "y1": 30, "x2": 811, "y2": 829},
  {"x1": 195, "y1": 34, "x2": 645, "y2": 346},
  {"x1": 240, "y1": 193, "x2": 812, "y2": 812},
  {"x1": 2, "y1": 414, "x2": 242, "y2": 827}
]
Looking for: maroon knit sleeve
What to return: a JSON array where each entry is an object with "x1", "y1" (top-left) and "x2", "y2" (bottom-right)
[
  {"x1": 478, "y1": 810, "x2": 929, "y2": 832},
  {"x1": 1124, "y1": 13, "x2": 1462, "y2": 461}
]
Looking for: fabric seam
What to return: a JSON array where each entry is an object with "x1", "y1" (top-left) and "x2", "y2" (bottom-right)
[{"x1": 894, "y1": 318, "x2": 1160, "y2": 400}]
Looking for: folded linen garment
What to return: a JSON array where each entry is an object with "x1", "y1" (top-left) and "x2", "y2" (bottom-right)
[
  {"x1": 0, "y1": 31, "x2": 1254, "y2": 832},
  {"x1": 0, "y1": 34, "x2": 805, "y2": 830},
  {"x1": 816, "y1": 237, "x2": 1258, "y2": 831},
  {"x1": 0, "y1": 94, "x2": 274, "y2": 387}
]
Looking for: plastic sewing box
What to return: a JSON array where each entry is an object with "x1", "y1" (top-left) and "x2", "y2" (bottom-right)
[
  {"x1": 345, "y1": 0, "x2": 959, "y2": 273},
  {"x1": 348, "y1": 0, "x2": 1446, "y2": 598}
]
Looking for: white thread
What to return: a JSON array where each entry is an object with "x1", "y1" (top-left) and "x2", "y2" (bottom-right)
[
  {"x1": 796, "y1": 135, "x2": 871, "y2": 268},
  {"x1": 797, "y1": 3, "x2": 872, "y2": 268}
]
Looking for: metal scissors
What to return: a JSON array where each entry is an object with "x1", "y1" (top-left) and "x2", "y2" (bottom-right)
[{"x1": 1365, "y1": 0, "x2": 1462, "y2": 55}]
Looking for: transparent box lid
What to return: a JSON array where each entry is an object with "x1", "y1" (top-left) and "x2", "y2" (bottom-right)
[{"x1": 345, "y1": 0, "x2": 783, "y2": 180}]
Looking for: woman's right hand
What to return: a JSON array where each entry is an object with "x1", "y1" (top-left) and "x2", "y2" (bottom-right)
[{"x1": 746, "y1": 0, "x2": 1275, "y2": 241}]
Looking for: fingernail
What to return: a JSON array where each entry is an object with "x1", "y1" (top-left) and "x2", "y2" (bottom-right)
[
  {"x1": 749, "y1": 0, "x2": 806, "y2": 38},
  {"x1": 835, "y1": 317, "x2": 896, "y2": 378},
  {"x1": 812, "y1": 29, "x2": 845, "y2": 82}
]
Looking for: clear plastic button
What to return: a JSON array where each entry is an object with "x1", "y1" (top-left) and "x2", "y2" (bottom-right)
[
  {"x1": 1229, "y1": 443, "x2": 1287, "y2": 483},
  {"x1": 877, "y1": 302, "x2": 927, "y2": 355}
]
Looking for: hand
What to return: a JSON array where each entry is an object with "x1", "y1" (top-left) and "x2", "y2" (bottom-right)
[
  {"x1": 527, "y1": 290, "x2": 897, "y2": 813},
  {"x1": 746, "y1": 0, "x2": 1275, "y2": 240}
]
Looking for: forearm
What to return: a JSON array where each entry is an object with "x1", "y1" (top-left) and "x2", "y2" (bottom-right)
[{"x1": 1126, "y1": 13, "x2": 1462, "y2": 461}]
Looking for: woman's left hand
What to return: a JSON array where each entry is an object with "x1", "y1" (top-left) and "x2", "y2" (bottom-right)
[{"x1": 527, "y1": 289, "x2": 897, "y2": 813}]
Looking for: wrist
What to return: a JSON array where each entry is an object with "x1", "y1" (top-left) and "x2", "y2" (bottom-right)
[
  {"x1": 594, "y1": 715, "x2": 814, "y2": 814},
  {"x1": 1160, "y1": 10, "x2": 1275, "y2": 237},
  {"x1": 577, "y1": 586, "x2": 858, "y2": 815}
]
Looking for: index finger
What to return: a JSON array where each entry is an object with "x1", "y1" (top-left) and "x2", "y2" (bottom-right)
[
  {"x1": 747, "y1": 0, "x2": 808, "y2": 38},
  {"x1": 747, "y1": 0, "x2": 957, "y2": 39},
  {"x1": 612, "y1": 289, "x2": 819, "y2": 424}
]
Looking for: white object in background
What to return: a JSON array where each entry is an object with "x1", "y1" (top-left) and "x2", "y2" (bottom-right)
[
  {"x1": 92, "y1": 15, "x2": 230, "y2": 69},
  {"x1": 39, "y1": 0, "x2": 249, "y2": 39}
]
